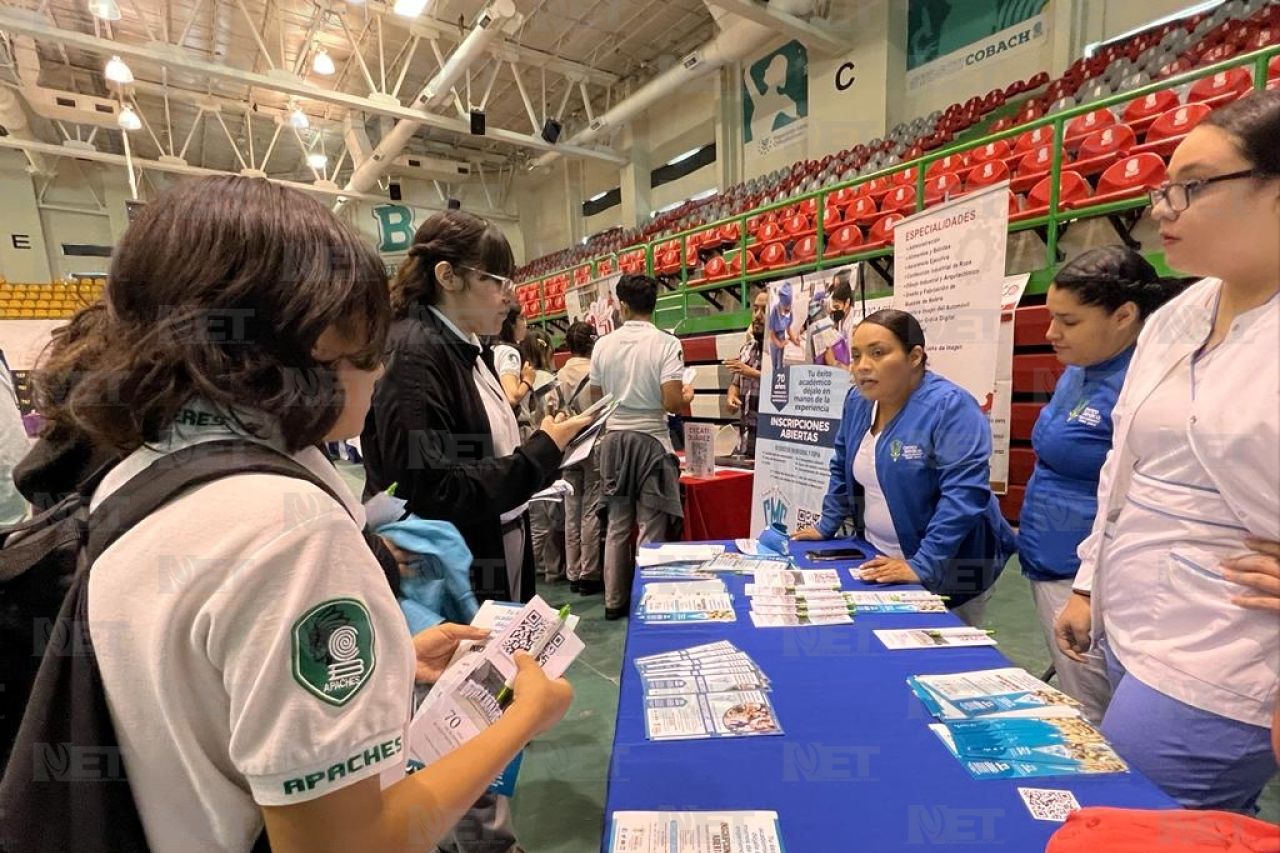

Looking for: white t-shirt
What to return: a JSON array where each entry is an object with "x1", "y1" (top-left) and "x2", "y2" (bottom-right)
[
  {"x1": 852, "y1": 425, "x2": 903, "y2": 558},
  {"x1": 88, "y1": 404, "x2": 415, "y2": 852},
  {"x1": 589, "y1": 320, "x2": 684, "y2": 451},
  {"x1": 492, "y1": 343, "x2": 522, "y2": 378}
]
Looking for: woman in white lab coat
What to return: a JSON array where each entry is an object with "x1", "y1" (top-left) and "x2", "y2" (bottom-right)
[{"x1": 1055, "y1": 89, "x2": 1280, "y2": 811}]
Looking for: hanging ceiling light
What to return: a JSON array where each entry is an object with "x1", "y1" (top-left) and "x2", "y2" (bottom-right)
[
  {"x1": 312, "y1": 47, "x2": 335, "y2": 76},
  {"x1": 87, "y1": 0, "x2": 121, "y2": 21},
  {"x1": 104, "y1": 55, "x2": 134, "y2": 84},
  {"x1": 289, "y1": 106, "x2": 309, "y2": 129},
  {"x1": 393, "y1": 0, "x2": 430, "y2": 18},
  {"x1": 117, "y1": 105, "x2": 141, "y2": 131},
  {"x1": 306, "y1": 152, "x2": 329, "y2": 170}
]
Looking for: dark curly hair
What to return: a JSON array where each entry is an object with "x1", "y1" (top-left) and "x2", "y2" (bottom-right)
[
  {"x1": 1054, "y1": 245, "x2": 1190, "y2": 321},
  {"x1": 390, "y1": 210, "x2": 515, "y2": 319},
  {"x1": 35, "y1": 175, "x2": 390, "y2": 454}
]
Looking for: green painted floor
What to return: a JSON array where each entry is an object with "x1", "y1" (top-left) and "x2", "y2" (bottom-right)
[{"x1": 334, "y1": 465, "x2": 1279, "y2": 850}]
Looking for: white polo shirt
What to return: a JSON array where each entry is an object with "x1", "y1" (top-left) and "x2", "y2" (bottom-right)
[
  {"x1": 88, "y1": 403, "x2": 414, "y2": 851},
  {"x1": 589, "y1": 320, "x2": 684, "y2": 451}
]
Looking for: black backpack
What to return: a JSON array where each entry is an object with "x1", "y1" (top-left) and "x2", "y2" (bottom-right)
[{"x1": 0, "y1": 438, "x2": 350, "y2": 853}]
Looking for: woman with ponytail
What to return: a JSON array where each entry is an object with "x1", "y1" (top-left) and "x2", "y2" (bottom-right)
[
  {"x1": 1019, "y1": 245, "x2": 1190, "y2": 725},
  {"x1": 360, "y1": 210, "x2": 591, "y2": 607}
]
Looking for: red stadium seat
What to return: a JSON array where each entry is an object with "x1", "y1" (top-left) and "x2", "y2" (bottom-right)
[
  {"x1": 1186, "y1": 67, "x2": 1253, "y2": 108},
  {"x1": 791, "y1": 235, "x2": 819, "y2": 265},
  {"x1": 1131, "y1": 102, "x2": 1211, "y2": 158},
  {"x1": 1064, "y1": 108, "x2": 1118, "y2": 150},
  {"x1": 718, "y1": 222, "x2": 741, "y2": 245},
  {"x1": 1072, "y1": 124, "x2": 1137, "y2": 176},
  {"x1": 926, "y1": 153, "x2": 968, "y2": 177},
  {"x1": 692, "y1": 255, "x2": 729, "y2": 284},
  {"x1": 969, "y1": 139, "x2": 1012, "y2": 163},
  {"x1": 880, "y1": 185, "x2": 918, "y2": 216},
  {"x1": 924, "y1": 172, "x2": 963, "y2": 207},
  {"x1": 824, "y1": 224, "x2": 864, "y2": 258},
  {"x1": 963, "y1": 160, "x2": 1011, "y2": 193},
  {"x1": 822, "y1": 205, "x2": 843, "y2": 233},
  {"x1": 782, "y1": 214, "x2": 812, "y2": 238},
  {"x1": 857, "y1": 177, "x2": 892, "y2": 201},
  {"x1": 1122, "y1": 88, "x2": 1181, "y2": 135},
  {"x1": 728, "y1": 249, "x2": 758, "y2": 277},
  {"x1": 892, "y1": 166, "x2": 920, "y2": 187},
  {"x1": 1010, "y1": 144, "x2": 1057, "y2": 193},
  {"x1": 864, "y1": 212, "x2": 905, "y2": 250},
  {"x1": 797, "y1": 198, "x2": 819, "y2": 217},
  {"x1": 1070, "y1": 153, "x2": 1167, "y2": 207},
  {"x1": 828, "y1": 186, "x2": 858, "y2": 209},
  {"x1": 756, "y1": 221, "x2": 785, "y2": 245},
  {"x1": 1013, "y1": 171, "x2": 1091, "y2": 220},
  {"x1": 759, "y1": 242, "x2": 789, "y2": 270},
  {"x1": 654, "y1": 248, "x2": 681, "y2": 275},
  {"x1": 848, "y1": 195, "x2": 880, "y2": 228},
  {"x1": 1013, "y1": 125, "x2": 1055, "y2": 154}
]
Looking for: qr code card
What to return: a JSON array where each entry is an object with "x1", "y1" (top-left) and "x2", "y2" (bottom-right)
[
  {"x1": 1017, "y1": 787, "x2": 1081, "y2": 822},
  {"x1": 489, "y1": 595, "x2": 583, "y2": 680}
]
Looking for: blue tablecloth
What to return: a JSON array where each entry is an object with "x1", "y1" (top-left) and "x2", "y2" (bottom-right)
[{"x1": 603, "y1": 539, "x2": 1176, "y2": 852}]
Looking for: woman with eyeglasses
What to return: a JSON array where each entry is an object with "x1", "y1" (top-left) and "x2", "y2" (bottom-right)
[
  {"x1": 361, "y1": 211, "x2": 592, "y2": 610},
  {"x1": 1055, "y1": 89, "x2": 1280, "y2": 811}
]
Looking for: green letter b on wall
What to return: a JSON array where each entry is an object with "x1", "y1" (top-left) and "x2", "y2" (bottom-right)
[{"x1": 373, "y1": 204, "x2": 415, "y2": 253}]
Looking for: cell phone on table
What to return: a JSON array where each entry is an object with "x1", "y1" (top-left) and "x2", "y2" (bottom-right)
[{"x1": 808, "y1": 547, "x2": 868, "y2": 562}]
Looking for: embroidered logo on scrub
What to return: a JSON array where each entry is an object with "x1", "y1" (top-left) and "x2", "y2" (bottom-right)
[
  {"x1": 292, "y1": 598, "x2": 376, "y2": 706},
  {"x1": 889, "y1": 439, "x2": 924, "y2": 461},
  {"x1": 1066, "y1": 398, "x2": 1102, "y2": 427}
]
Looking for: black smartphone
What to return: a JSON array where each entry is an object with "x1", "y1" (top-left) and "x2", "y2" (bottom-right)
[{"x1": 808, "y1": 547, "x2": 868, "y2": 562}]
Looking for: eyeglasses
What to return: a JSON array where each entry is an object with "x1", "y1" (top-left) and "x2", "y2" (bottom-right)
[
  {"x1": 1148, "y1": 169, "x2": 1258, "y2": 214},
  {"x1": 457, "y1": 264, "x2": 514, "y2": 293}
]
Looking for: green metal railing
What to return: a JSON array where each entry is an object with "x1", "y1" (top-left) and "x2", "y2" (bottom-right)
[{"x1": 521, "y1": 45, "x2": 1278, "y2": 336}]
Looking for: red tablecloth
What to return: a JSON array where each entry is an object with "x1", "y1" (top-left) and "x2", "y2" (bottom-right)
[{"x1": 679, "y1": 469, "x2": 754, "y2": 541}]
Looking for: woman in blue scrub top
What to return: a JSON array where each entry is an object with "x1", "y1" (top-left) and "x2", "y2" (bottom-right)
[
  {"x1": 794, "y1": 309, "x2": 1016, "y2": 626},
  {"x1": 1019, "y1": 246, "x2": 1189, "y2": 725}
]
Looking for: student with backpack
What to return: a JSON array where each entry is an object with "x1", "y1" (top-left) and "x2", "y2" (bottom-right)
[{"x1": 0, "y1": 175, "x2": 573, "y2": 853}]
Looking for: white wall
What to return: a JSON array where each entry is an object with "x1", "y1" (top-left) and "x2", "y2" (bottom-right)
[{"x1": 1089, "y1": 0, "x2": 1208, "y2": 41}]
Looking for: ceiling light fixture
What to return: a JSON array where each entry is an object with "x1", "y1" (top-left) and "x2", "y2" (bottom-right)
[
  {"x1": 312, "y1": 47, "x2": 335, "y2": 76},
  {"x1": 117, "y1": 105, "x2": 141, "y2": 131},
  {"x1": 306, "y1": 152, "x2": 329, "y2": 170},
  {"x1": 87, "y1": 0, "x2": 122, "y2": 21},
  {"x1": 393, "y1": 0, "x2": 430, "y2": 18},
  {"x1": 104, "y1": 55, "x2": 133, "y2": 84},
  {"x1": 289, "y1": 106, "x2": 309, "y2": 129}
]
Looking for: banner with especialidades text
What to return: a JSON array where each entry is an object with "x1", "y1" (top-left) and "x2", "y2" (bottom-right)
[
  {"x1": 894, "y1": 181, "x2": 1011, "y2": 491},
  {"x1": 749, "y1": 273, "x2": 851, "y2": 537}
]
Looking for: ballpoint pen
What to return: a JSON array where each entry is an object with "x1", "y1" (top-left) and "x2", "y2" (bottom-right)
[{"x1": 495, "y1": 604, "x2": 571, "y2": 707}]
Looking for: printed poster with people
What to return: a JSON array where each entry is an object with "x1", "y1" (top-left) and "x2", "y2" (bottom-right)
[
  {"x1": 565, "y1": 272, "x2": 623, "y2": 338},
  {"x1": 749, "y1": 270, "x2": 853, "y2": 538}
]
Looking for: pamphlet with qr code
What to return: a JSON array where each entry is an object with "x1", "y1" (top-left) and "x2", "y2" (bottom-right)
[{"x1": 406, "y1": 596, "x2": 584, "y2": 769}]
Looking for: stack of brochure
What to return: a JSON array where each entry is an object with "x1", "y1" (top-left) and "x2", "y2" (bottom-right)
[
  {"x1": 607, "y1": 810, "x2": 783, "y2": 852},
  {"x1": 909, "y1": 667, "x2": 1128, "y2": 779},
  {"x1": 843, "y1": 589, "x2": 948, "y2": 613},
  {"x1": 874, "y1": 627, "x2": 998, "y2": 649},
  {"x1": 743, "y1": 567, "x2": 852, "y2": 627},
  {"x1": 636, "y1": 579, "x2": 737, "y2": 624},
  {"x1": 635, "y1": 641, "x2": 782, "y2": 741}
]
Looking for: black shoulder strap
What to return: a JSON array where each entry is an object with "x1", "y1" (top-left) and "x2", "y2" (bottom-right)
[{"x1": 86, "y1": 439, "x2": 352, "y2": 564}]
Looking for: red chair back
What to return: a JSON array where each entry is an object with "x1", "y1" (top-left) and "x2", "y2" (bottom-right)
[
  {"x1": 881, "y1": 185, "x2": 917, "y2": 214},
  {"x1": 868, "y1": 213, "x2": 905, "y2": 244},
  {"x1": 759, "y1": 242, "x2": 788, "y2": 268},
  {"x1": 1078, "y1": 124, "x2": 1136, "y2": 160},
  {"x1": 964, "y1": 160, "x2": 1011, "y2": 191},
  {"x1": 792, "y1": 235, "x2": 819, "y2": 263},
  {"x1": 926, "y1": 154, "x2": 968, "y2": 177},
  {"x1": 827, "y1": 224, "x2": 863, "y2": 253},
  {"x1": 1187, "y1": 67, "x2": 1252, "y2": 103},
  {"x1": 1014, "y1": 125, "x2": 1054, "y2": 153},
  {"x1": 1096, "y1": 153, "x2": 1168, "y2": 196},
  {"x1": 968, "y1": 140, "x2": 1012, "y2": 163},
  {"x1": 1065, "y1": 108, "x2": 1117, "y2": 143},
  {"x1": 924, "y1": 172, "x2": 962, "y2": 206},
  {"x1": 1016, "y1": 144, "x2": 1055, "y2": 178},
  {"x1": 1145, "y1": 103, "x2": 1211, "y2": 143}
]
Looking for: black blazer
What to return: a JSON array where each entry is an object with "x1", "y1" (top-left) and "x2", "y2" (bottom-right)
[{"x1": 361, "y1": 309, "x2": 561, "y2": 602}]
